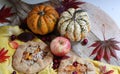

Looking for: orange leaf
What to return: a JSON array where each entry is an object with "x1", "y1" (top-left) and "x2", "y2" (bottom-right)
[{"x1": 8, "y1": 41, "x2": 19, "y2": 49}]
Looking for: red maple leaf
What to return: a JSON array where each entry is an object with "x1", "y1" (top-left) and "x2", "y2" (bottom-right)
[
  {"x1": 0, "y1": 5, "x2": 14, "y2": 23},
  {"x1": 100, "y1": 66, "x2": 114, "y2": 74},
  {"x1": 55, "y1": 0, "x2": 85, "y2": 14},
  {"x1": 89, "y1": 24, "x2": 120, "y2": 63},
  {"x1": 0, "y1": 48, "x2": 10, "y2": 63}
]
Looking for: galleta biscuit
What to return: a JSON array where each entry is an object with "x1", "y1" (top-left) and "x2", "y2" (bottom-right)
[
  {"x1": 58, "y1": 53, "x2": 96, "y2": 74},
  {"x1": 12, "y1": 41, "x2": 53, "y2": 74}
]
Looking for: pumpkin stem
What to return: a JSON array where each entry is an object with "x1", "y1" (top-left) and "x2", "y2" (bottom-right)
[{"x1": 38, "y1": 11, "x2": 45, "y2": 16}]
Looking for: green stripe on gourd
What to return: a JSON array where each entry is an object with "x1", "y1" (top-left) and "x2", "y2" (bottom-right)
[
  {"x1": 74, "y1": 21, "x2": 81, "y2": 41},
  {"x1": 58, "y1": 8, "x2": 90, "y2": 41},
  {"x1": 66, "y1": 21, "x2": 75, "y2": 41},
  {"x1": 60, "y1": 20, "x2": 71, "y2": 35},
  {"x1": 77, "y1": 18, "x2": 89, "y2": 28},
  {"x1": 68, "y1": 8, "x2": 75, "y2": 16},
  {"x1": 76, "y1": 19, "x2": 88, "y2": 38},
  {"x1": 61, "y1": 11, "x2": 72, "y2": 18}
]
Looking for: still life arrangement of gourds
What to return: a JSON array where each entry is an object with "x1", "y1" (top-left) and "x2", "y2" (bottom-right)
[{"x1": 0, "y1": 0, "x2": 120, "y2": 74}]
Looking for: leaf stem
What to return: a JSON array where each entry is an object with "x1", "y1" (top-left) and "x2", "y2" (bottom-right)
[{"x1": 102, "y1": 24, "x2": 106, "y2": 40}]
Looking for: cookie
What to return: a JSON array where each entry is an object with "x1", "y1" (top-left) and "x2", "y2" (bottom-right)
[{"x1": 12, "y1": 41, "x2": 53, "y2": 74}]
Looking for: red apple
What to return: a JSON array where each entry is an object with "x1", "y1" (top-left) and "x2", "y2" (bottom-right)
[{"x1": 50, "y1": 36, "x2": 71, "y2": 56}]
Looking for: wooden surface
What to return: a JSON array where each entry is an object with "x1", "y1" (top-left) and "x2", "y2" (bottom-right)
[{"x1": 72, "y1": 3, "x2": 120, "y2": 66}]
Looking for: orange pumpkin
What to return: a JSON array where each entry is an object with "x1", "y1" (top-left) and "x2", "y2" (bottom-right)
[{"x1": 27, "y1": 5, "x2": 59, "y2": 35}]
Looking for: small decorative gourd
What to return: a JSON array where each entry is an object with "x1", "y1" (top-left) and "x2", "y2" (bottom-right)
[
  {"x1": 58, "y1": 8, "x2": 90, "y2": 41},
  {"x1": 27, "y1": 5, "x2": 59, "y2": 35}
]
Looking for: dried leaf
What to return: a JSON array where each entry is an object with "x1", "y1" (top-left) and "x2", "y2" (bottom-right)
[
  {"x1": 90, "y1": 38, "x2": 120, "y2": 63},
  {"x1": 104, "y1": 70, "x2": 114, "y2": 74},
  {"x1": 97, "y1": 47, "x2": 105, "y2": 61},
  {"x1": 17, "y1": 32, "x2": 35, "y2": 42},
  {"x1": 18, "y1": 18, "x2": 29, "y2": 30},
  {"x1": 100, "y1": 65, "x2": 114, "y2": 74},
  {"x1": 9, "y1": 41, "x2": 19, "y2": 49},
  {"x1": 109, "y1": 47, "x2": 118, "y2": 60},
  {"x1": 0, "y1": 48, "x2": 10, "y2": 63},
  {"x1": 0, "y1": 5, "x2": 14, "y2": 23},
  {"x1": 111, "y1": 44, "x2": 120, "y2": 51},
  {"x1": 104, "y1": 47, "x2": 111, "y2": 63},
  {"x1": 94, "y1": 47, "x2": 105, "y2": 61},
  {"x1": 55, "y1": 0, "x2": 85, "y2": 14},
  {"x1": 90, "y1": 24, "x2": 120, "y2": 63},
  {"x1": 0, "y1": 48, "x2": 4, "y2": 56},
  {"x1": 94, "y1": 55, "x2": 100, "y2": 61},
  {"x1": 89, "y1": 41, "x2": 101, "y2": 47},
  {"x1": 61, "y1": 55, "x2": 70, "y2": 60},
  {"x1": 90, "y1": 45, "x2": 101, "y2": 56},
  {"x1": 100, "y1": 66, "x2": 106, "y2": 73},
  {"x1": 109, "y1": 38, "x2": 120, "y2": 44}
]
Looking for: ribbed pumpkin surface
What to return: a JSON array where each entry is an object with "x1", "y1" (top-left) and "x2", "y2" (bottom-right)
[
  {"x1": 58, "y1": 8, "x2": 90, "y2": 41},
  {"x1": 27, "y1": 5, "x2": 59, "y2": 35}
]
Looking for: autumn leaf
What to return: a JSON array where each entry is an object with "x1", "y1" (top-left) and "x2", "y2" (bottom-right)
[
  {"x1": 0, "y1": 48, "x2": 10, "y2": 63},
  {"x1": 90, "y1": 24, "x2": 120, "y2": 63},
  {"x1": 55, "y1": 0, "x2": 85, "y2": 14},
  {"x1": 100, "y1": 65, "x2": 114, "y2": 74},
  {"x1": 17, "y1": 32, "x2": 35, "y2": 42},
  {"x1": 0, "y1": 5, "x2": 14, "y2": 23}
]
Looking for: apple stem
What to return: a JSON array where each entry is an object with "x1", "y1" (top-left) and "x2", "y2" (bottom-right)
[{"x1": 59, "y1": 41, "x2": 64, "y2": 45}]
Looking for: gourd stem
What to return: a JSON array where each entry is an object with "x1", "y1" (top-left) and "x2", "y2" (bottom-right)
[
  {"x1": 72, "y1": 12, "x2": 76, "y2": 21},
  {"x1": 38, "y1": 11, "x2": 45, "y2": 16},
  {"x1": 72, "y1": 16, "x2": 75, "y2": 21},
  {"x1": 72, "y1": 10, "x2": 85, "y2": 21}
]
